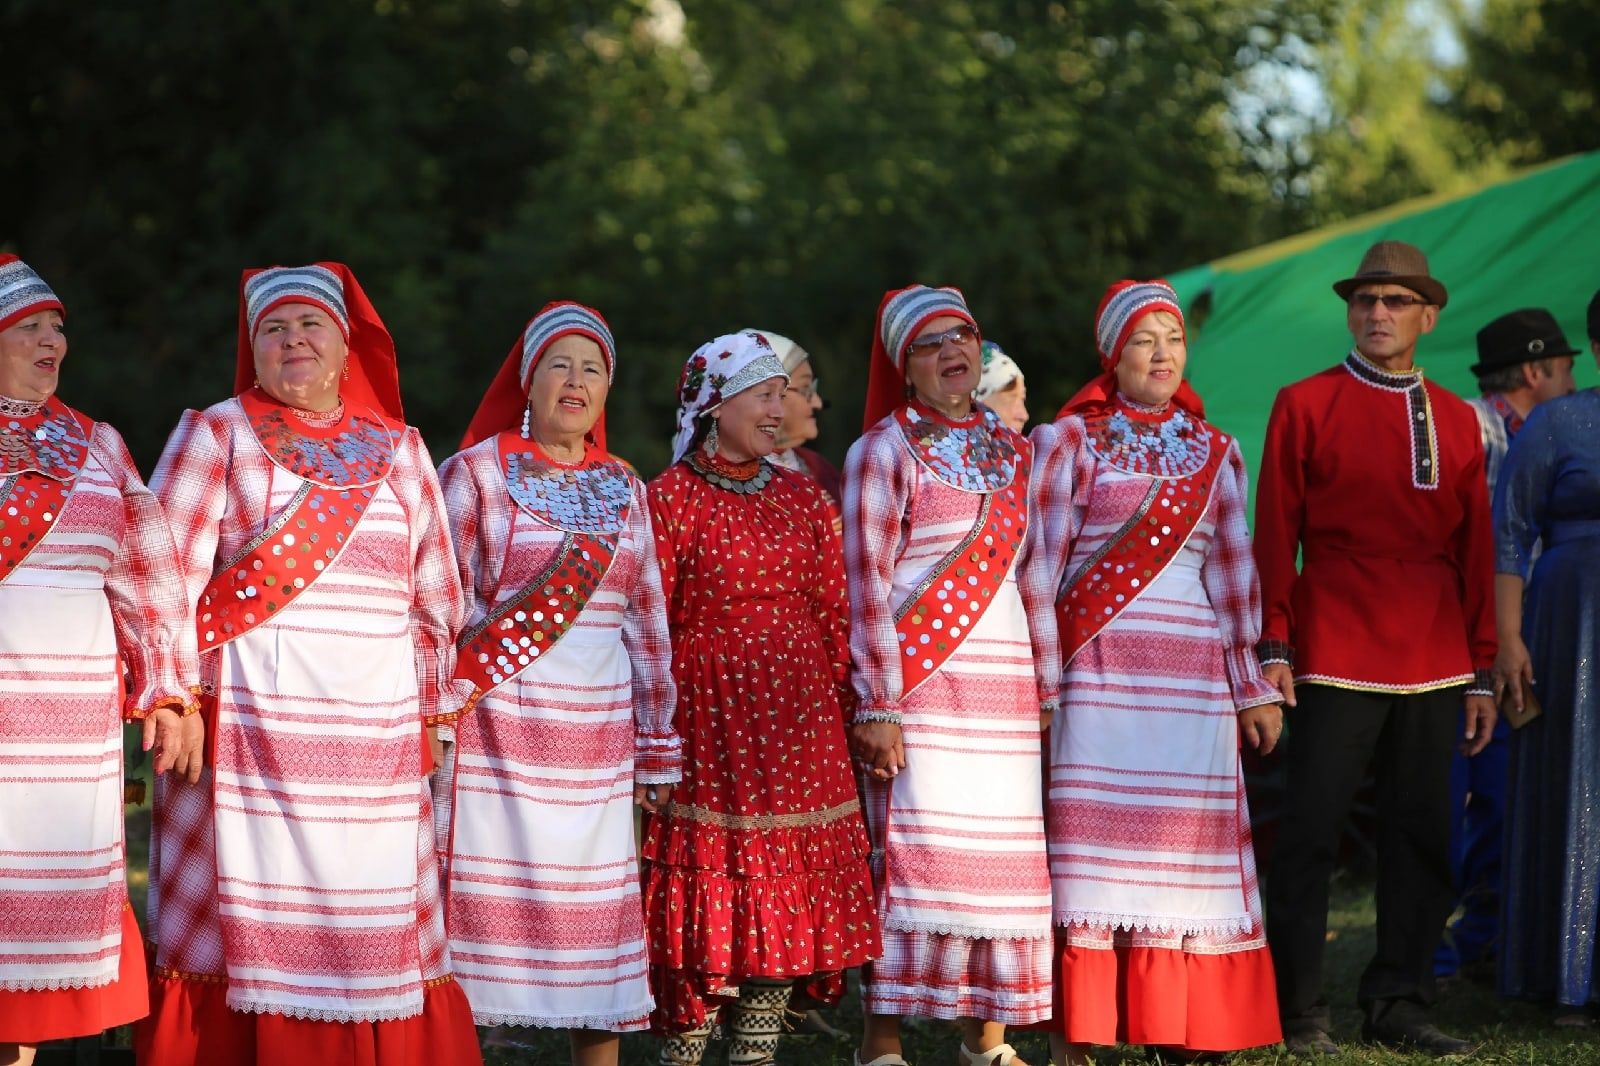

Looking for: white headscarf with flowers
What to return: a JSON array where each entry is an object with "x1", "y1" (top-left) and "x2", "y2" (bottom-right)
[{"x1": 670, "y1": 330, "x2": 789, "y2": 463}]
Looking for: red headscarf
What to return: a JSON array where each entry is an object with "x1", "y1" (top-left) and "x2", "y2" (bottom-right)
[
  {"x1": 1057, "y1": 279, "x2": 1205, "y2": 420},
  {"x1": 458, "y1": 301, "x2": 615, "y2": 452},
  {"x1": 862, "y1": 284, "x2": 979, "y2": 432},
  {"x1": 235, "y1": 262, "x2": 405, "y2": 423}
]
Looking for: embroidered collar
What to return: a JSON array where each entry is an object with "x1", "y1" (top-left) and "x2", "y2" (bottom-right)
[
  {"x1": 1342, "y1": 351, "x2": 1439, "y2": 490},
  {"x1": 1483, "y1": 392, "x2": 1526, "y2": 439},
  {"x1": 0, "y1": 396, "x2": 90, "y2": 481},
  {"x1": 687, "y1": 450, "x2": 776, "y2": 494},
  {"x1": 1084, "y1": 398, "x2": 1213, "y2": 478},
  {"x1": 240, "y1": 388, "x2": 399, "y2": 488},
  {"x1": 1344, "y1": 349, "x2": 1425, "y2": 392},
  {"x1": 502, "y1": 437, "x2": 633, "y2": 534},
  {"x1": 895, "y1": 400, "x2": 1019, "y2": 493}
]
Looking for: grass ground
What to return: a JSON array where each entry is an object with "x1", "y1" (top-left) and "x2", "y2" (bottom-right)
[{"x1": 119, "y1": 762, "x2": 1600, "y2": 1065}]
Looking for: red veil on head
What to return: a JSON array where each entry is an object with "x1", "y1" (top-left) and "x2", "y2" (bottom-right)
[
  {"x1": 234, "y1": 262, "x2": 405, "y2": 423},
  {"x1": 1058, "y1": 279, "x2": 1205, "y2": 421},
  {"x1": 458, "y1": 301, "x2": 615, "y2": 452}
]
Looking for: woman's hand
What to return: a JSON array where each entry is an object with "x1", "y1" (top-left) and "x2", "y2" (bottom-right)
[
  {"x1": 426, "y1": 726, "x2": 446, "y2": 777},
  {"x1": 849, "y1": 721, "x2": 906, "y2": 780},
  {"x1": 635, "y1": 782, "x2": 673, "y2": 814},
  {"x1": 1238, "y1": 703, "x2": 1284, "y2": 756},
  {"x1": 1493, "y1": 633, "x2": 1534, "y2": 711},
  {"x1": 144, "y1": 707, "x2": 204, "y2": 784}
]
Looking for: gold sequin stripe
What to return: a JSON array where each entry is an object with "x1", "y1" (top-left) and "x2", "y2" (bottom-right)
[{"x1": 665, "y1": 798, "x2": 863, "y2": 831}]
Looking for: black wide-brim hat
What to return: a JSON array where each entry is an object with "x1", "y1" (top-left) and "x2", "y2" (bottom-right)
[
  {"x1": 1472, "y1": 307, "x2": 1579, "y2": 376},
  {"x1": 1332, "y1": 239, "x2": 1449, "y2": 308}
]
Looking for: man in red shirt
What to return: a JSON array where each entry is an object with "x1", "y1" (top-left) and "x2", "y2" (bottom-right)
[{"x1": 1254, "y1": 240, "x2": 1497, "y2": 1057}]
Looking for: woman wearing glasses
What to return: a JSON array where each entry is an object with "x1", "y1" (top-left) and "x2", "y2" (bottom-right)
[
  {"x1": 844, "y1": 286, "x2": 1055, "y2": 1066},
  {"x1": 758, "y1": 330, "x2": 842, "y2": 507}
]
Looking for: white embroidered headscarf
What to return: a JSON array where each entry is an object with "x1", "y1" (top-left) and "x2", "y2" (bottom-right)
[{"x1": 670, "y1": 330, "x2": 788, "y2": 463}]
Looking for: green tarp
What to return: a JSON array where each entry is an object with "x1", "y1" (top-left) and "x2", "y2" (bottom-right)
[{"x1": 1165, "y1": 152, "x2": 1600, "y2": 499}]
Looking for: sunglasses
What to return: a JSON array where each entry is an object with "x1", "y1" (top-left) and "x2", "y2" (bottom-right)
[
  {"x1": 1349, "y1": 292, "x2": 1429, "y2": 311},
  {"x1": 905, "y1": 323, "x2": 979, "y2": 357}
]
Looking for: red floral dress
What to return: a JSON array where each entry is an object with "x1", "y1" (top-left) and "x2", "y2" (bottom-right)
[{"x1": 641, "y1": 455, "x2": 879, "y2": 1031}]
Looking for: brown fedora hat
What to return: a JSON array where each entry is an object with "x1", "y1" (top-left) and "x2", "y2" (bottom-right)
[{"x1": 1332, "y1": 239, "x2": 1449, "y2": 308}]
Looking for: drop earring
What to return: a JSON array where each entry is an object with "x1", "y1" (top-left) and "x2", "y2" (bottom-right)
[
  {"x1": 702, "y1": 418, "x2": 720, "y2": 457},
  {"x1": 521, "y1": 402, "x2": 532, "y2": 439}
]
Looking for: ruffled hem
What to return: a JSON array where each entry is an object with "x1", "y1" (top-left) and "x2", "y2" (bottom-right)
[
  {"x1": 642, "y1": 801, "x2": 872, "y2": 880},
  {"x1": 1045, "y1": 939, "x2": 1281, "y2": 1051},
  {"x1": 1052, "y1": 911, "x2": 1254, "y2": 939},
  {"x1": 137, "y1": 970, "x2": 481, "y2": 1066},
  {"x1": 0, "y1": 907, "x2": 146, "y2": 1043},
  {"x1": 642, "y1": 856, "x2": 880, "y2": 979},
  {"x1": 472, "y1": 1008, "x2": 650, "y2": 1032}
]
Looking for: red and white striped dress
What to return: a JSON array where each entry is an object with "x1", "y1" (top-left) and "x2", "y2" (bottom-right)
[
  {"x1": 138, "y1": 398, "x2": 481, "y2": 1066},
  {"x1": 433, "y1": 439, "x2": 680, "y2": 1031},
  {"x1": 843, "y1": 405, "x2": 1054, "y2": 1024},
  {"x1": 1028, "y1": 411, "x2": 1281, "y2": 1052},
  {"x1": 0, "y1": 417, "x2": 196, "y2": 1044}
]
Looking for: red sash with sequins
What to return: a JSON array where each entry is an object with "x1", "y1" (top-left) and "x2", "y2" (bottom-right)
[
  {"x1": 893, "y1": 474, "x2": 1027, "y2": 697},
  {"x1": 453, "y1": 531, "x2": 618, "y2": 701},
  {"x1": 1056, "y1": 430, "x2": 1229, "y2": 665},
  {"x1": 0, "y1": 401, "x2": 93, "y2": 585},
  {"x1": 195, "y1": 394, "x2": 397, "y2": 653}
]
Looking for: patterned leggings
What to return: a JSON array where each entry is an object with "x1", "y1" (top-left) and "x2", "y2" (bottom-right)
[{"x1": 659, "y1": 980, "x2": 794, "y2": 1066}]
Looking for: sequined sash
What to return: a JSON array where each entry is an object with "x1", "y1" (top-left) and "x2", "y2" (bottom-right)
[
  {"x1": 893, "y1": 473, "x2": 1027, "y2": 697},
  {"x1": 1056, "y1": 431, "x2": 1228, "y2": 665},
  {"x1": 453, "y1": 531, "x2": 618, "y2": 702},
  {"x1": 0, "y1": 400, "x2": 93, "y2": 585},
  {"x1": 195, "y1": 395, "x2": 398, "y2": 653}
]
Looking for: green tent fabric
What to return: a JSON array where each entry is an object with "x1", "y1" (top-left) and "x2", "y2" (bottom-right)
[{"x1": 1167, "y1": 152, "x2": 1600, "y2": 502}]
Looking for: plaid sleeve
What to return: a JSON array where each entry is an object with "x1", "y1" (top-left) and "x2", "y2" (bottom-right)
[
  {"x1": 148, "y1": 409, "x2": 231, "y2": 617},
  {"x1": 1202, "y1": 441, "x2": 1281, "y2": 710},
  {"x1": 96, "y1": 425, "x2": 200, "y2": 720},
  {"x1": 842, "y1": 425, "x2": 915, "y2": 722},
  {"x1": 401, "y1": 430, "x2": 471, "y2": 726},
  {"x1": 621, "y1": 477, "x2": 682, "y2": 784}
]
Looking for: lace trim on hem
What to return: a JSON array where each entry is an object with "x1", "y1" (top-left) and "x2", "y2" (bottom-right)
[
  {"x1": 1053, "y1": 910, "x2": 1255, "y2": 939},
  {"x1": 0, "y1": 971, "x2": 117, "y2": 992},
  {"x1": 228, "y1": 998, "x2": 425, "y2": 1023},
  {"x1": 1295, "y1": 671, "x2": 1473, "y2": 694},
  {"x1": 470, "y1": 1009, "x2": 651, "y2": 1031},
  {"x1": 881, "y1": 916, "x2": 1052, "y2": 940}
]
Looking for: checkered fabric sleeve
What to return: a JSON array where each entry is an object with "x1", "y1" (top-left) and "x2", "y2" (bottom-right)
[
  {"x1": 1022, "y1": 418, "x2": 1096, "y2": 715},
  {"x1": 436, "y1": 446, "x2": 492, "y2": 743},
  {"x1": 399, "y1": 429, "x2": 472, "y2": 726},
  {"x1": 621, "y1": 476, "x2": 682, "y2": 784},
  {"x1": 842, "y1": 421, "x2": 916, "y2": 721},
  {"x1": 149, "y1": 408, "x2": 232, "y2": 624},
  {"x1": 96, "y1": 424, "x2": 200, "y2": 719},
  {"x1": 1201, "y1": 439, "x2": 1281, "y2": 711}
]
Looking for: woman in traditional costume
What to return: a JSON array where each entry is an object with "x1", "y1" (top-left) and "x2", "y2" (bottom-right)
[
  {"x1": 643, "y1": 330, "x2": 877, "y2": 1066},
  {"x1": 845, "y1": 286, "x2": 1055, "y2": 1066},
  {"x1": 137, "y1": 263, "x2": 481, "y2": 1066},
  {"x1": 433, "y1": 302, "x2": 681, "y2": 1064},
  {"x1": 0, "y1": 256, "x2": 200, "y2": 1066},
  {"x1": 1028, "y1": 280, "x2": 1282, "y2": 1063},
  {"x1": 758, "y1": 329, "x2": 842, "y2": 506}
]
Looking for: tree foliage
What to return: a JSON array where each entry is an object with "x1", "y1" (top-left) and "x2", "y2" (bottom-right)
[{"x1": 1, "y1": 0, "x2": 1587, "y2": 473}]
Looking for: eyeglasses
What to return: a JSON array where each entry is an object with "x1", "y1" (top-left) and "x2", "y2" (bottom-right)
[
  {"x1": 792, "y1": 380, "x2": 822, "y2": 400},
  {"x1": 905, "y1": 323, "x2": 979, "y2": 357},
  {"x1": 1349, "y1": 292, "x2": 1429, "y2": 311}
]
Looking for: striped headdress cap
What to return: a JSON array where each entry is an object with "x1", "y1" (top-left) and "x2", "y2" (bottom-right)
[
  {"x1": 879, "y1": 284, "x2": 975, "y2": 370},
  {"x1": 1094, "y1": 280, "x2": 1182, "y2": 368},
  {"x1": 520, "y1": 301, "x2": 616, "y2": 388},
  {"x1": 0, "y1": 254, "x2": 65, "y2": 333},
  {"x1": 244, "y1": 264, "x2": 350, "y2": 340}
]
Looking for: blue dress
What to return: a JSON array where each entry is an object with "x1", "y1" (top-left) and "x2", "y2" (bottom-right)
[{"x1": 1495, "y1": 388, "x2": 1600, "y2": 1008}]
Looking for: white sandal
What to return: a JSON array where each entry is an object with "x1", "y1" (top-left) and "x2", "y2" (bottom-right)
[{"x1": 958, "y1": 1042, "x2": 1026, "y2": 1066}]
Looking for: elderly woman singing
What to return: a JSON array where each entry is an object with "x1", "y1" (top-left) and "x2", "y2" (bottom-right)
[
  {"x1": 845, "y1": 286, "x2": 1055, "y2": 1066},
  {"x1": 0, "y1": 256, "x2": 200, "y2": 1066},
  {"x1": 137, "y1": 263, "x2": 481, "y2": 1066},
  {"x1": 434, "y1": 302, "x2": 681, "y2": 1065}
]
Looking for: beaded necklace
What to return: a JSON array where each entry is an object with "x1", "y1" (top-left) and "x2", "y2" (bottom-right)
[
  {"x1": 502, "y1": 438, "x2": 633, "y2": 534},
  {"x1": 1084, "y1": 395, "x2": 1212, "y2": 478},
  {"x1": 688, "y1": 450, "x2": 775, "y2": 494}
]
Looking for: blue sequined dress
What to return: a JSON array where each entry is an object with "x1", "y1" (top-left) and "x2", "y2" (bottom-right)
[{"x1": 1495, "y1": 388, "x2": 1600, "y2": 1008}]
